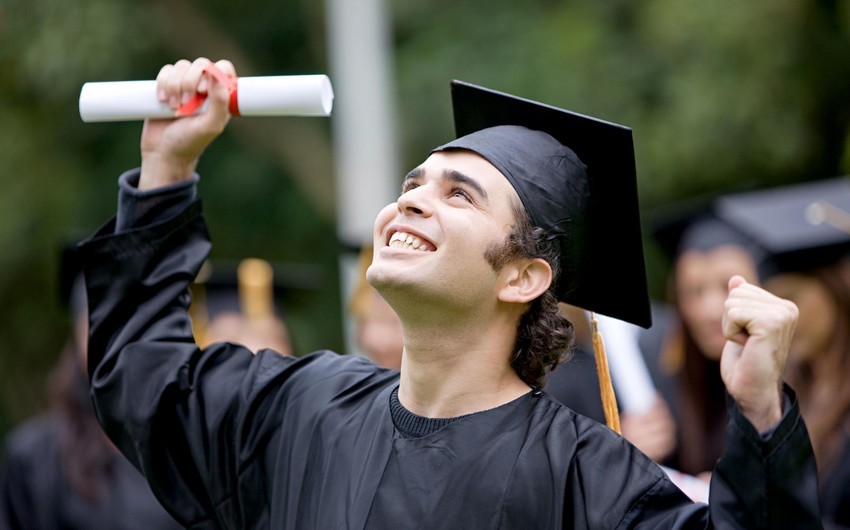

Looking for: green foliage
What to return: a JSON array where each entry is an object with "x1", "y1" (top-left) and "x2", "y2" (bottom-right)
[
  {"x1": 0, "y1": 0, "x2": 340, "y2": 435},
  {"x1": 389, "y1": 0, "x2": 850, "y2": 294}
]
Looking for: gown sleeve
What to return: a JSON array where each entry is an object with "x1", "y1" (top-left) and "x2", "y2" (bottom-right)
[
  {"x1": 80, "y1": 197, "x2": 244, "y2": 528},
  {"x1": 605, "y1": 388, "x2": 823, "y2": 529},
  {"x1": 79, "y1": 184, "x2": 369, "y2": 528},
  {"x1": 80, "y1": 169, "x2": 402, "y2": 529}
]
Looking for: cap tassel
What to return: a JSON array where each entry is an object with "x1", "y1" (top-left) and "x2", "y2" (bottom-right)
[
  {"x1": 188, "y1": 261, "x2": 213, "y2": 347},
  {"x1": 238, "y1": 258, "x2": 275, "y2": 321},
  {"x1": 590, "y1": 312, "x2": 621, "y2": 434}
]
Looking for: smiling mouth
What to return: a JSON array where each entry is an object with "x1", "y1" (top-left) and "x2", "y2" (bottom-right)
[{"x1": 387, "y1": 230, "x2": 436, "y2": 252}]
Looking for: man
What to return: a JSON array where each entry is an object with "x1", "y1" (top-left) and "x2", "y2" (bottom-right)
[{"x1": 80, "y1": 58, "x2": 821, "y2": 528}]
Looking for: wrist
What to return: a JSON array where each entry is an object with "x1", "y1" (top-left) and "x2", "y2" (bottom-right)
[
  {"x1": 139, "y1": 152, "x2": 198, "y2": 191},
  {"x1": 737, "y1": 384, "x2": 783, "y2": 432}
]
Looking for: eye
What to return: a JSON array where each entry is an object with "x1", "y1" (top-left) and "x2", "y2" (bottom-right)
[
  {"x1": 450, "y1": 187, "x2": 472, "y2": 202},
  {"x1": 401, "y1": 181, "x2": 419, "y2": 194}
]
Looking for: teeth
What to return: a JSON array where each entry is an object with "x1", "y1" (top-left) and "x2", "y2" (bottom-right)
[{"x1": 388, "y1": 231, "x2": 434, "y2": 252}]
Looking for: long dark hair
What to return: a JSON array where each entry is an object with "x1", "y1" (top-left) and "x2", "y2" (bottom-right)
[
  {"x1": 659, "y1": 324, "x2": 727, "y2": 475},
  {"x1": 484, "y1": 200, "x2": 575, "y2": 388},
  {"x1": 784, "y1": 261, "x2": 850, "y2": 473},
  {"x1": 48, "y1": 338, "x2": 114, "y2": 502}
]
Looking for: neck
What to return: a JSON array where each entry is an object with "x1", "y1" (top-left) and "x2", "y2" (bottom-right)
[{"x1": 395, "y1": 302, "x2": 530, "y2": 418}]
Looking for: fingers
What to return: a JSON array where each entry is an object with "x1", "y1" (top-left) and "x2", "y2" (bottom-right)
[
  {"x1": 722, "y1": 281, "x2": 799, "y2": 344},
  {"x1": 214, "y1": 59, "x2": 236, "y2": 78},
  {"x1": 184, "y1": 58, "x2": 212, "y2": 101},
  {"x1": 156, "y1": 58, "x2": 198, "y2": 110},
  {"x1": 155, "y1": 58, "x2": 237, "y2": 112}
]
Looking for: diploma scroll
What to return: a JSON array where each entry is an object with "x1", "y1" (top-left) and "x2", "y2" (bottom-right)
[
  {"x1": 79, "y1": 75, "x2": 334, "y2": 122},
  {"x1": 595, "y1": 314, "x2": 657, "y2": 414}
]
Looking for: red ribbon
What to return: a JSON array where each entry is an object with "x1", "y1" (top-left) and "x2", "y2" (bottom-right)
[{"x1": 176, "y1": 63, "x2": 240, "y2": 117}]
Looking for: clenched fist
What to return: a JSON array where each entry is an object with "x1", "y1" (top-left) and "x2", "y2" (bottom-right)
[{"x1": 720, "y1": 275, "x2": 798, "y2": 432}]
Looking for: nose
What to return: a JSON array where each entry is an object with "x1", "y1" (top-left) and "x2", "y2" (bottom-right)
[
  {"x1": 396, "y1": 183, "x2": 433, "y2": 217},
  {"x1": 698, "y1": 285, "x2": 727, "y2": 320}
]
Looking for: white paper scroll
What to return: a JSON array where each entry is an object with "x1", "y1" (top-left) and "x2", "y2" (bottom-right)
[
  {"x1": 595, "y1": 314, "x2": 657, "y2": 414},
  {"x1": 79, "y1": 75, "x2": 334, "y2": 122},
  {"x1": 660, "y1": 466, "x2": 710, "y2": 503}
]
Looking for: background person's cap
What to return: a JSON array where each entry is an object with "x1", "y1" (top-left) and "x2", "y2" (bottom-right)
[{"x1": 715, "y1": 176, "x2": 850, "y2": 275}]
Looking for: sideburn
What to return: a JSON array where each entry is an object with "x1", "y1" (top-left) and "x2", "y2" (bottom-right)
[{"x1": 484, "y1": 200, "x2": 533, "y2": 272}]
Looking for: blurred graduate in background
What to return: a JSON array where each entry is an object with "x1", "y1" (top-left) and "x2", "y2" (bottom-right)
[
  {"x1": 0, "y1": 246, "x2": 182, "y2": 530},
  {"x1": 717, "y1": 177, "x2": 850, "y2": 529},
  {"x1": 643, "y1": 208, "x2": 764, "y2": 482},
  {"x1": 347, "y1": 246, "x2": 404, "y2": 370},
  {"x1": 189, "y1": 257, "x2": 294, "y2": 356}
]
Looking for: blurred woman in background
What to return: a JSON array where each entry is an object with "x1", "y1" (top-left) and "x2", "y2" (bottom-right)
[
  {"x1": 0, "y1": 249, "x2": 182, "y2": 530},
  {"x1": 650, "y1": 214, "x2": 762, "y2": 478},
  {"x1": 716, "y1": 177, "x2": 850, "y2": 528},
  {"x1": 766, "y1": 259, "x2": 850, "y2": 528}
]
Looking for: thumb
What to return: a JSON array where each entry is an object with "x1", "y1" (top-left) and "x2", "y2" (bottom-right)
[
  {"x1": 724, "y1": 275, "x2": 750, "y2": 345},
  {"x1": 728, "y1": 274, "x2": 747, "y2": 292}
]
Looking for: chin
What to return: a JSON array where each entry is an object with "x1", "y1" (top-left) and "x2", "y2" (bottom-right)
[
  {"x1": 367, "y1": 264, "x2": 410, "y2": 298},
  {"x1": 366, "y1": 261, "x2": 393, "y2": 290}
]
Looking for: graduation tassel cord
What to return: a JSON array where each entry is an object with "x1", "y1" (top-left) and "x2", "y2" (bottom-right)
[{"x1": 590, "y1": 312, "x2": 621, "y2": 434}]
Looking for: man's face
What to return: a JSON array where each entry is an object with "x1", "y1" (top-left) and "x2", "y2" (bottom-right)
[{"x1": 367, "y1": 150, "x2": 522, "y2": 313}]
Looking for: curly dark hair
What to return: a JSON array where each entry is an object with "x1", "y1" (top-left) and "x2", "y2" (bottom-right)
[{"x1": 484, "y1": 199, "x2": 575, "y2": 388}]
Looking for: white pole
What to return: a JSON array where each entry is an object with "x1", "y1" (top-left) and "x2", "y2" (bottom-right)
[
  {"x1": 326, "y1": 0, "x2": 399, "y2": 355},
  {"x1": 326, "y1": 0, "x2": 398, "y2": 246}
]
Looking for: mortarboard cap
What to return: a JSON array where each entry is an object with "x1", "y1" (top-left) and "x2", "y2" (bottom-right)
[
  {"x1": 715, "y1": 177, "x2": 850, "y2": 275},
  {"x1": 432, "y1": 81, "x2": 651, "y2": 328},
  {"x1": 648, "y1": 200, "x2": 765, "y2": 272}
]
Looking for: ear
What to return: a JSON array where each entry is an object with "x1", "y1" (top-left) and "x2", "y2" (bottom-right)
[{"x1": 497, "y1": 258, "x2": 552, "y2": 304}]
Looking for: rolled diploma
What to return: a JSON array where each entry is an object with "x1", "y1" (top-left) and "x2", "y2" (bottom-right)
[
  {"x1": 79, "y1": 75, "x2": 334, "y2": 122},
  {"x1": 596, "y1": 314, "x2": 657, "y2": 413}
]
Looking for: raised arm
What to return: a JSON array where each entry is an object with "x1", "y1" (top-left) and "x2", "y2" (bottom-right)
[
  {"x1": 139, "y1": 57, "x2": 234, "y2": 190},
  {"x1": 79, "y1": 58, "x2": 261, "y2": 527}
]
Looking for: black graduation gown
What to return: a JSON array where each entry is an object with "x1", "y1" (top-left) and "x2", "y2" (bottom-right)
[
  {"x1": 543, "y1": 346, "x2": 606, "y2": 424},
  {"x1": 79, "y1": 200, "x2": 823, "y2": 529},
  {"x1": 0, "y1": 412, "x2": 183, "y2": 530}
]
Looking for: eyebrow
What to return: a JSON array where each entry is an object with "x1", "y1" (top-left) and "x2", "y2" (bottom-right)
[
  {"x1": 402, "y1": 167, "x2": 489, "y2": 203},
  {"x1": 443, "y1": 169, "x2": 489, "y2": 202},
  {"x1": 403, "y1": 167, "x2": 424, "y2": 183}
]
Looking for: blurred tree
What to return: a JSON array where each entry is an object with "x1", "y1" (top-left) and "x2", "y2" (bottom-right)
[
  {"x1": 388, "y1": 0, "x2": 850, "y2": 293},
  {"x1": 0, "y1": 0, "x2": 341, "y2": 438}
]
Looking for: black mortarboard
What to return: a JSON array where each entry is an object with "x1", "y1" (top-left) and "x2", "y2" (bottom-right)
[
  {"x1": 715, "y1": 177, "x2": 850, "y2": 274},
  {"x1": 648, "y1": 199, "x2": 765, "y2": 268},
  {"x1": 432, "y1": 81, "x2": 651, "y2": 328}
]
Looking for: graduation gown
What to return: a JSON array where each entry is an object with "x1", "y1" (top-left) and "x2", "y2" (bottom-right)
[
  {"x1": 79, "y1": 199, "x2": 823, "y2": 529},
  {"x1": 543, "y1": 346, "x2": 606, "y2": 425}
]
